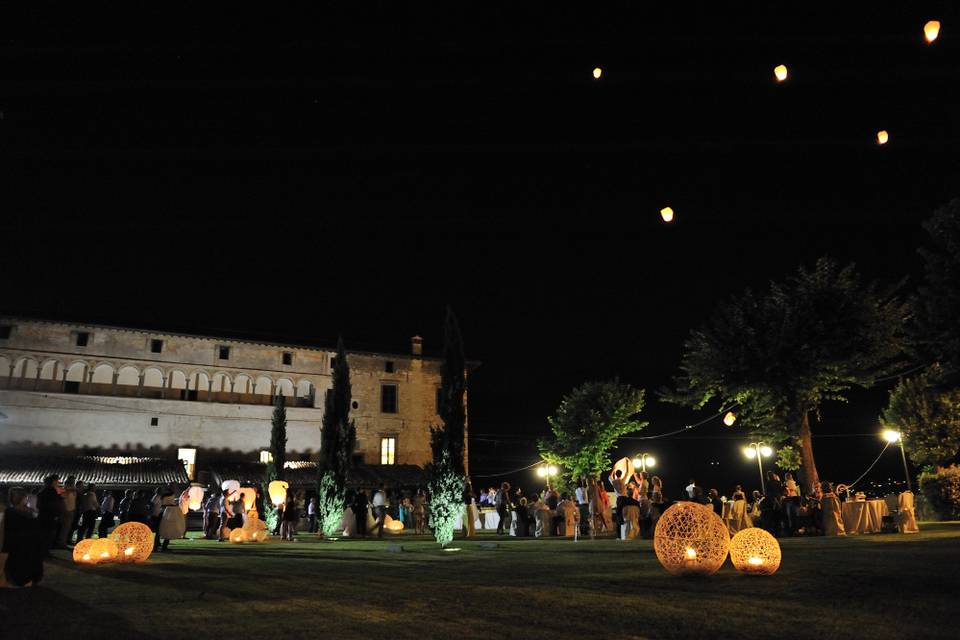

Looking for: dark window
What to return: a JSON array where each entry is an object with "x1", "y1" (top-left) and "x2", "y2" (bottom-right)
[
  {"x1": 150, "y1": 417, "x2": 159, "y2": 426},
  {"x1": 183, "y1": 389, "x2": 199, "y2": 401},
  {"x1": 330, "y1": 356, "x2": 336, "y2": 371},
  {"x1": 64, "y1": 381, "x2": 80, "y2": 394},
  {"x1": 385, "y1": 360, "x2": 394, "y2": 373},
  {"x1": 151, "y1": 339, "x2": 163, "y2": 353},
  {"x1": 0, "y1": 325, "x2": 11, "y2": 340},
  {"x1": 351, "y1": 400, "x2": 359, "y2": 410},
  {"x1": 282, "y1": 352, "x2": 293, "y2": 365},
  {"x1": 218, "y1": 346, "x2": 230, "y2": 360},
  {"x1": 381, "y1": 384, "x2": 398, "y2": 413},
  {"x1": 76, "y1": 332, "x2": 89, "y2": 347},
  {"x1": 436, "y1": 387, "x2": 443, "y2": 413}
]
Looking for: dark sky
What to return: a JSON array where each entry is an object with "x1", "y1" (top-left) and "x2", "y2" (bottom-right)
[{"x1": 2, "y1": 3, "x2": 958, "y2": 496}]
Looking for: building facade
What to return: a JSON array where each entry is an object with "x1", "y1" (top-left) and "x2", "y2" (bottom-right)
[{"x1": 0, "y1": 317, "x2": 453, "y2": 479}]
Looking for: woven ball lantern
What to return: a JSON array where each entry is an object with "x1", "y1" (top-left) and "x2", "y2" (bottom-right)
[
  {"x1": 384, "y1": 515, "x2": 404, "y2": 533},
  {"x1": 729, "y1": 527, "x2": 781, "y2": 576},
  {"x1": 250, "y1": 529, "x2": 269, "y2": 542},
  {"x1": 109, "y1": 522, "x2": 154, "y2": 564},
  {"x1": 230, "y1": 527, "x2": 248, "y2": 544},
  {"x1": 187, "y1": 486, "x2": 205, "y2": 511},
  {"x1": 73, "y1": 539, "x2": 100, "y2": 565},
  {"x1": 654, "y1": 502, "x2": 730, "y2": 576},
  {"x1": 91, "y1": 538, "x2": 120, "y2": 563},
  {"x1": 268, "y1": 480, "x2": 289, "y2": 507},
  {"x1": 242, "y1": 515, "x2": 268, "y2": 542}
]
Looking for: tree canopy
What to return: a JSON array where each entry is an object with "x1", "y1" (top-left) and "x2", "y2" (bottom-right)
[
  {"x1": 316, "y1": 336, "x2": 356, "y2": 536},
  {"x1": 538, "y1": 379, "x2": 647, "y2": 482},
  {"x1": 914, "y1": 199, "x2": 960, "y2": 371},
  {"x1": 668, "y1": 257, "x2": 908, "y2": 493},
  {"x1": 882, "y1": 364, "x2": 960, "y2": 468}
]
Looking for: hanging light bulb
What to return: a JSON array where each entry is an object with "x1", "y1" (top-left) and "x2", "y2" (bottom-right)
[
  {"x1": 660, "y1": 206, "x2": 674, "y2": 223},
  {"x1": 924, "y1": 20, "x2": 941, "y2": 43},
  {"x1": 593, "y1": 67, "x2": 602, "y2": 79},
  {"x1": 877, "y1": 130, "x2": 889, "y2": 145},
  {"x1": 773, "y1": 64, "x2": 788, "y2": 82},
  {"x1": 723, "y1": 411, "x2": 737, "y2": 427}
]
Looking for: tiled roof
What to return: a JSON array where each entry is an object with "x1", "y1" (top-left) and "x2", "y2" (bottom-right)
[
  {"x1": 0, "y1": 455, "x2": 189, "y2": 488},
  {"x1": 207, "y1": 461, "x2": 426, "y2": 490}
]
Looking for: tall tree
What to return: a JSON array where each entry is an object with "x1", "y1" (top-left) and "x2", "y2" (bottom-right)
[
  {"x1": 914, "y1": 199, "x2": 960, "y2": 371},
  {"x1": 427, "y1": 307, "x2": 468, "y2": 546},
  {"x1": 668, "y1": 258, "x2": 908, "y2": 494},
  {"x1": 538, "y1": 379, "x2": 647, "y2": 483},
  {"x1": 263, "y1": 392, "x2": 288, "y2": 532},
  {"x1": 316, "y1": 337, "x2": 356, "y2": 537},
  {"x1": 882, "y1": 364, "x2": 960, "y2": 468}
]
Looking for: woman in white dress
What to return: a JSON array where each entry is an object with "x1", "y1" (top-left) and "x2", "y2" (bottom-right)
[{"x1": 157, "y1": 488, "x2": 188, "y2": 551}]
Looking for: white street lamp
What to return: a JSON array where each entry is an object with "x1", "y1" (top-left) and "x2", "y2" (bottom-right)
[
  {"x1": 743, "y1": 442, "x2": 774, "y2": 494},
  {"x1": 631, "y1": 453, "x2": 657, "y2": 473},
  {"x1": 882, "y1": 429, "x2": 911, "y2": 491}
]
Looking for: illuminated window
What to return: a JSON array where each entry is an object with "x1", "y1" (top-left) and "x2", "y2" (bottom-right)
[
  {"x1": 178, "y1": 447, "x2": 197, "y2": 481},
  {"x1": 380, "y1": 437, "x2": 396, "y2": 465},
  {"x1": 260, "y1": 450, "x2": 273, "y2": 464},
  {"x1": 381, "y1": 384, "x2": 398, "y2": 413}
]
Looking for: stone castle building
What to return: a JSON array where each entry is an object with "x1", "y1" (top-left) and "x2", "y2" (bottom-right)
[{"x1": 0, "y1": 317, "x2": 463, "y2": 488}]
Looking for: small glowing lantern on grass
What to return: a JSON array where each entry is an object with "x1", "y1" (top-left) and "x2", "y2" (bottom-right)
[
  {"x1": 230, "y1": 527, "x2": 248, "y2": 544},
  {"x1": 92, "y1": 538, "x2": 119, "y2": 563},
  {"x1": 251, "y1": 529, "x2": 269, "y2": 542},
  {"x1": 924, "y1": 20, "x2": 941, "y2": 43},
  {"x1": 268, "y1": 480, "x2": 289, "y2": 507},
  {"x1": 242, "y1": 515, "x2": 268, "y2": 542},
  {"x1": 384, "y1": 515, "x2": 404, "y2": 533},
  {"x1": 660, "y1": 207, "x2": 674, "y2": 223},
  {"x1": 109, "y1": 522, "x2": 154, "y2": 564},
  {"x1": 723, "y1": 411, "x2": 737, "y2": 427},
  {"x1": 773, "y1": 64, "x2": 788, "y2": 82},
  {"x1": 729, "y1": 528, "x2": 781, "y2": 575},
  {"x1": 73, "y1": 539, "x2": 100, "y2": 564},
  {"x1": 654, "y1": 502, "x2": 730, "y2": 576},
  {"x1": 877, "y1": 130, "x2": 889, "y2": 145},
  {"x1": 187, "y1": 486, "x2": 205, "y2": 511},
  {"x1": 593, "y1": 67, "x2": 602, "y2": 79}
]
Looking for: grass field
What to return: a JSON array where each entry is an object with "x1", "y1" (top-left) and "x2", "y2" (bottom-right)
[{"x1": 4, "y1": 523, "x2": 959, "y2": 640}]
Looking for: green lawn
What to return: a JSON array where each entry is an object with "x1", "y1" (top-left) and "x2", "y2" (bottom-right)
[{"x1": 5, "y1": 523, "x2": 960, "y2": 640}]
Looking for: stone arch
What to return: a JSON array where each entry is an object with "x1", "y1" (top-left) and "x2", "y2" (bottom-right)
[
  {"x1": 0, "y1": 355, "x2": 10, "y2": 376},
  {"x1": 254, "y1": 375, "x2": 273, "y2": 395},
  {"x1": 169, "y1": 369, "x2": 188, "y2": 390},
  {"x1": 117, "y1": 365, "x2": 140, "y2": 386},
  {"x1": 13, "y1": 356, "x2": 39, "y2": 379},
  {"x1": 39, "y1": 359, "x2": 60, "y2": 380},
  {"x1": 65, "y1": 361, "x2": 88, "y2": 382},
  {"x1": 91, "y1": 363, "x2": 115, "y2": 384},
  {"x1": 189, "y1": 370, "x2": 211, "y2": 391},
  {"x1": 296, "y1": 379, "x2": 314, "y2": 398},
  {"x1": 142, "y1": 367, "x2": 165, "y2": 388},
  {"x1": 275, "y1": 377, "x2": 294, "y2": 397},
  {"x1": 233, "y1": 374, "x2": 252, "y2": 395},
  {"x1": 211, "y1": 371, "x2": 232, "y2": 392}
]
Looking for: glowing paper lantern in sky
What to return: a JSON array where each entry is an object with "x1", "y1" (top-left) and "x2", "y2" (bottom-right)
[
  {"x1": 221, "y1": 479, "x2": 240, "y2": 494},
  {"x1": 593, "y1": 67, "x2": 602, "y2": 79},
  {"x1": 723, "y1": 411, "x2": 737, "y2": 427},
  {"x1": 876, "y1": 130, "x2": 889, "y2": 145},
  {"x1": 924, "y1": 20, "x2": 941, "y2": 43},
  {"x1": 660, "y1": 207, "x2": 674, "y2": 223},
  {"x1": 187, "y1": 486, "x2": 205, "y2": 511},
  {"x1": 268, "y1": 480, "x2": 289, "y2": 507},
  {"x1": 238, "y1": 487, "x2": 257, "y2": 513},
  {"x1": 773, "y1": 64, "x2": 788, "y2": 82}
]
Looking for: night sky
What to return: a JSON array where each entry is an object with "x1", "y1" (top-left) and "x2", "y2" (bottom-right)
[{"x1": 3, "y1": 3, "x2": 958, "y2": 497}]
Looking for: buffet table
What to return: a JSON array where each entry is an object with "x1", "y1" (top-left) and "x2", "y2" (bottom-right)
[{"x1": 841, "y1": 499, "x2": 888, "y2": 534}]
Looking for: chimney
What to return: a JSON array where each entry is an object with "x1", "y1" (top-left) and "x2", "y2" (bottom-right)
[{"x1": 411, "y1": 335, "x2": 423, "y2": 356}]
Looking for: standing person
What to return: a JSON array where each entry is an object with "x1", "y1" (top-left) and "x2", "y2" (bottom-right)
[
  {"x1": 58, "y1": 476, "x2": 78, "y2": 548},
  {"x1": 117, "y1": 490, "x2": 133, "y2": 524},
  {"x1": 371, "y1": 484, "x2": 387, "y2": 538},
  {"x1": 157, "y1": 489, "x2": 186, "y2": 551},
  {"x1": 98, "y1": 490, "x2": 116, "y2": 538},
  {"x1": 78, "y1": 484, "x2": 100, "y2": 540},
  {"x1": 765, "y1": 471, "x2": 785, "y2": 536},
  {"x1": 587, "y1": 477, "x2": 603, "y2": 535},
  {"x1": 3, "y1": 487, "x2": 46, "y2": 587},
  {"x1": 461, "y1": 482, "x2": 476, "y2": 538},
  {"x1": 281, "y1": 494, "x2": 298, "y2": 541},
  {"x1": 354, "y1": 489, "x2": 369, "y2": 538},
  {"x1": 217, "y1": 489, "x2": 235, "y2": 542},
  {"x1": 153, "y1": 489, "x2": 175, "y2": 551},
  {"x1": 412, "y1": 487, "x2": 427, "y2": 535},
  {"x1": 608, "y1": 468, "x2": 626, "y2": 539},
  {"x1": 783, "y1": 472, "x2": 800, "y2": 536},
  {"x1": 708, "y1": 489, "x2": 723, "y2": 516},
  {"x1": 495, "y1": 482, "x2": 511, "y2": 535},
  {"x1": 149, "y1": 487, "x2": 164, "y2": 538},
  {"x1": 685, "y1": 479, "x2": 697, "y2": 500},
  {"x1": 575, "y1": 480, "x2": 590, "y2": 536},
  {"x1": 36, "y1": 474, "x2": 63, "y2": 552},
  {"x1": 203, "y1": 491, "x2": 220, "y2": 539},
  {"x1": 307, "y1": 497, "x2": 318, "y2": 533}
]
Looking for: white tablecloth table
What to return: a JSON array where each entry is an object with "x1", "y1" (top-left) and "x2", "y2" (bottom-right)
[{"x1": 841, "y1": 499, "x2": 888, "y2": 534}]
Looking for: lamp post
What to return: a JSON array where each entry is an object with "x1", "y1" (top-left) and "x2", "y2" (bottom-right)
[
  {"x1": 882, "y1": 430, "x2": 911, "y2": 492},
  {"x1": 630, "y1": 453, "x2": 657, "y2": 474},
  {"x1": 536, "y1": 464, "x2": 558, "y2": 486},
  {"x1": 743, "y1": 442, "x2": 774, "y2": 495}
]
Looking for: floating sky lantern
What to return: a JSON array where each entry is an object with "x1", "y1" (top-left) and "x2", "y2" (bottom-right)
[
  {"x1": 660, "y1": 207, "x2": 674, "y2": 223},
  {"x1": 773, "y1": 64, "x2": 788, "y2": 82},
  {"x1": 593, "y1": 67, "x2": 602, "y2": 79},
  {"x1": 924, "y1": 20, "x2": 941, "y2": 43},
  {"x1": 238, "y1": 487, "x2": 257, "y2": 513},
  {"x1": 723, "y1": 411, "x2": 737, "y2": 427},
  {"x1": 109, "y1": 522, "x2": 154, "y2": 563},
  {"x1": 729, "y1": 528, "x2": 781, "y2": 575},
  {"x1": 877, "y1": 130, "x2": 889, "y2": 145},
  {"x1": 268, "y1": 480, "x2": 289, "y2": 507},
  {"x1": 187, "y1": 486, "x2": 205, "y2": 511}
]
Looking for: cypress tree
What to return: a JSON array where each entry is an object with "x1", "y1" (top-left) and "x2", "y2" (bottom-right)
[
  {"x1": 263, "y1": 392, "x2": 287, "y2": 532},
  {"x1": 317, "y1": 336, "x2": 356, "y2": 536}
]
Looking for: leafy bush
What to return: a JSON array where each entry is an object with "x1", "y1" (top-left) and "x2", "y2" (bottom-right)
[{"x1": 918, "y1": 465, "x2": 960, "y2": 520}]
